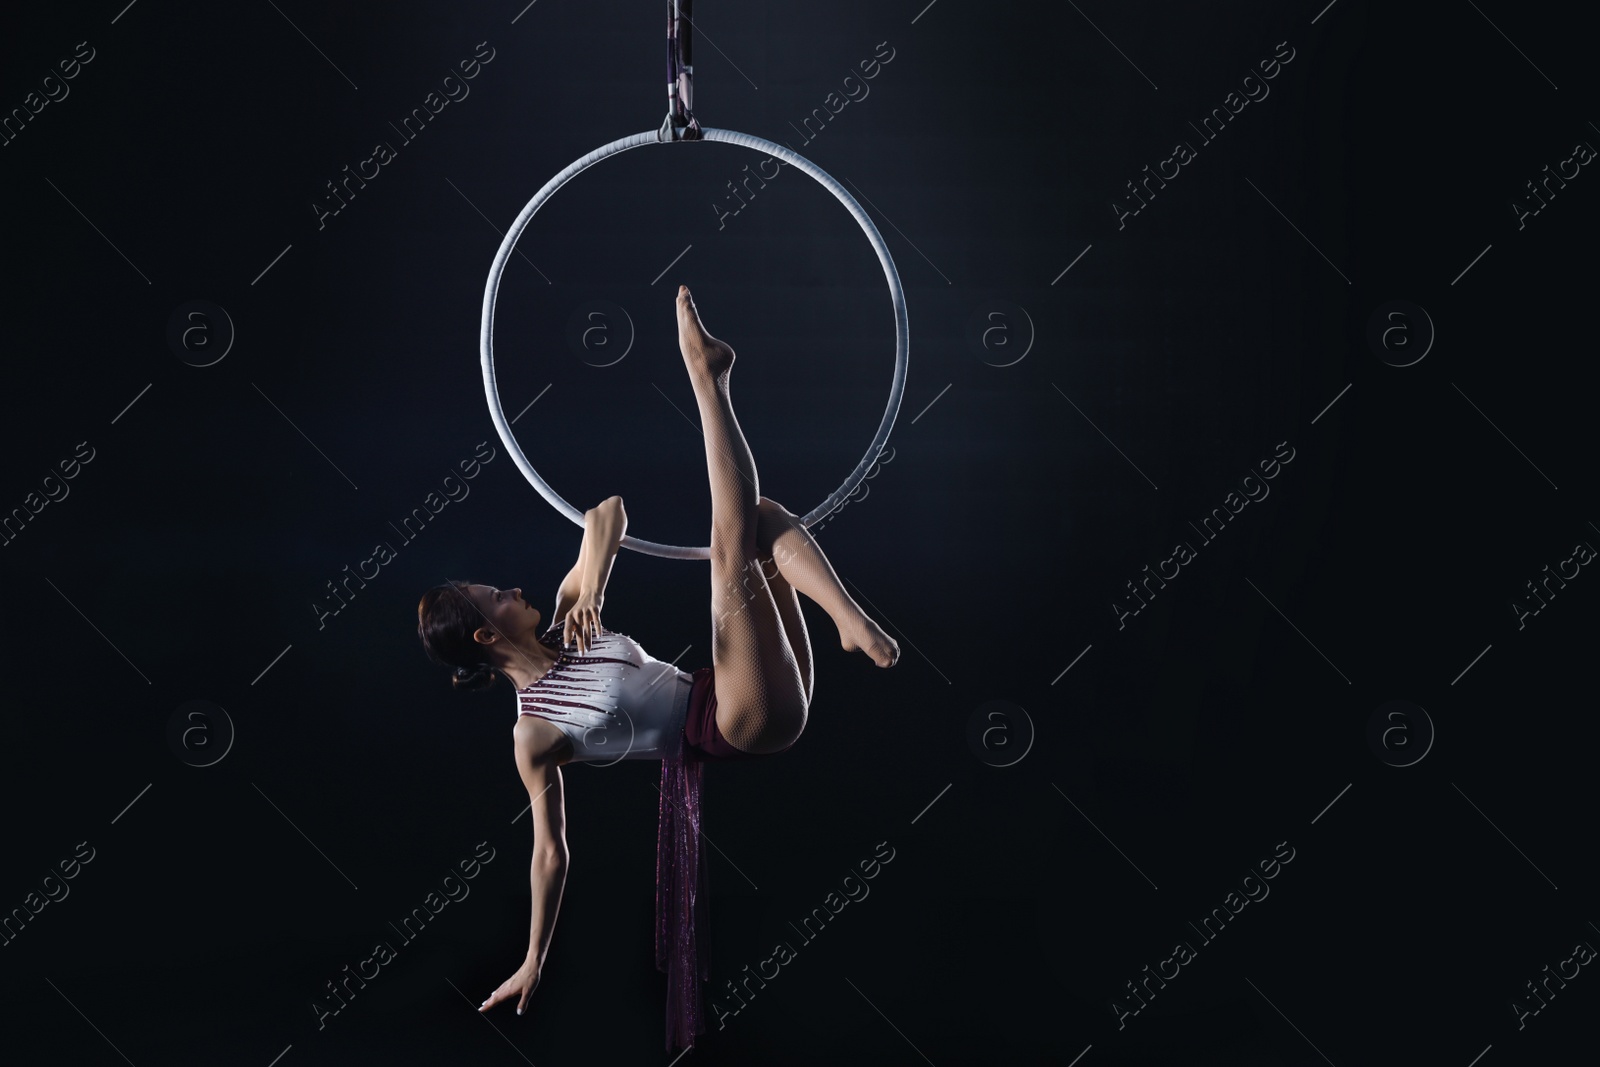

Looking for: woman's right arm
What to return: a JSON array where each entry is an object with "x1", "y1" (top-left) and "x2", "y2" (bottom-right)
[{"x1": 481, "y1": 719, "x2": 570, "y2": 1015}]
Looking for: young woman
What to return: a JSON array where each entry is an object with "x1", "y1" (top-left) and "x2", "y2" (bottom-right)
[{"x1": 415, "y1": 285, "x2": 899, "y2": 1050}]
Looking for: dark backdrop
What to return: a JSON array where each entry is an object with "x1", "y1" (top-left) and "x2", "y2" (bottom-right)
[{"x1": 2, "y1": 1, "x2": 1595, "y2": 1064}]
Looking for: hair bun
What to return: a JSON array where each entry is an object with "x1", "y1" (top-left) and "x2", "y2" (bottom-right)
[{"x1": 451, "y1": 662, "x2": 498, "y2": 692}]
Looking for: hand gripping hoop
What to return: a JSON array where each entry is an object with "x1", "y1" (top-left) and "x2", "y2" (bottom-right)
[{"x1": 478, "y1": 129, "x2": 910, "y2": 560}]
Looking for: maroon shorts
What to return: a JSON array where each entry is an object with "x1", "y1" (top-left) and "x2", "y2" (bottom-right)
[{"x1": 682, "y1": 666, "x2": 793, "y2": 761}]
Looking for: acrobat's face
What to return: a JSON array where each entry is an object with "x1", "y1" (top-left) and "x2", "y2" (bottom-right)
[{"x1": 464, "y1": 583, "x2": 539, "y2": 648}]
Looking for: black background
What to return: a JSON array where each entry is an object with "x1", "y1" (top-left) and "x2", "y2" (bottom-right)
[{"x1": 1, "y1": 1, "x2": 1595, "y2": 1064}]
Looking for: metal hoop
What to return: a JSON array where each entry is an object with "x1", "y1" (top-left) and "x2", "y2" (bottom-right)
[{"x1": 479, "y1": 127, "x2": 910, "y2": 560}]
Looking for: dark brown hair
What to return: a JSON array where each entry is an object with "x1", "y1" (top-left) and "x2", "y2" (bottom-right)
[{"x1": 417, "y1": 580, "x2": 501, "y2": 692}]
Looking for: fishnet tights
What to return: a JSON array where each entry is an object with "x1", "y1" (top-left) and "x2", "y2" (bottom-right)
[{"x1": 690, "y1": 355, "x2": 865, "y2": 755}]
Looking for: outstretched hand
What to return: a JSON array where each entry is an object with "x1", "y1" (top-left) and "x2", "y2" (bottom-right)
[
  {"x1": 563, "y1": 589, "x2": 604, "y2": 654},
  {"x1": 480, "y1": 961, "x2": 541, "y2": 1016}
]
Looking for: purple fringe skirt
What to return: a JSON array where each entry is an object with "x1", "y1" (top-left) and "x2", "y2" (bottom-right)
[
  {"x1": 656, "y1": 752, "x2": 709, "y2": 1052},
  {"x1": 656, "y1": 667, "x2": 791, "y2": 1052}
]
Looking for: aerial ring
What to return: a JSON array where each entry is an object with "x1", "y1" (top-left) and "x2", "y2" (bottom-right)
[{"x1": 479, "y1": 128, "x2": 910, "y2": 560}]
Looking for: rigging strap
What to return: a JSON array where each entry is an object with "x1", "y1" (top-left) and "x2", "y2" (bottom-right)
[{"x1": 660, "y1": 0, "x2": 703, "y2": 141}]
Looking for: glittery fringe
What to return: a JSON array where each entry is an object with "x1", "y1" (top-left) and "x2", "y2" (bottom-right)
[{"x1": 656, "y1": 753, "x2": 708, "y2": 1051}]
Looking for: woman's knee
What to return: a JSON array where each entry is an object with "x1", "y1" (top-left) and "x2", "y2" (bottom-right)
[
  {"x1": 719, "y1": 694, "x2": 806, "y2": 752},
  {"x1": 755, "y1": 497, "x2": 794, "y2": 554},
  {"x1": 756, "y1": 496, "x2": 798, "y2": 525}
]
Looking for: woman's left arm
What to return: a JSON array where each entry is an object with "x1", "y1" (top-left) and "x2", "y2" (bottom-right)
[{"x1": 564, "y1": 497, "x2": 626, "y2": 652}]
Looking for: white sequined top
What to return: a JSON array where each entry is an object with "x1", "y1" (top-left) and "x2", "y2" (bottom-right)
[{"x1": 515, "y1": 619, "x2": 693, "y2": 762}]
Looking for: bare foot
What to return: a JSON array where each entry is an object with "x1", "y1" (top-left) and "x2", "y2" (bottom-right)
[
  {"x1": 676, "y1": 285, "x2": 735, "y2": 379},
  {"x1": 841, "y1": 615, "x2": 900, "y2": 668}
]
